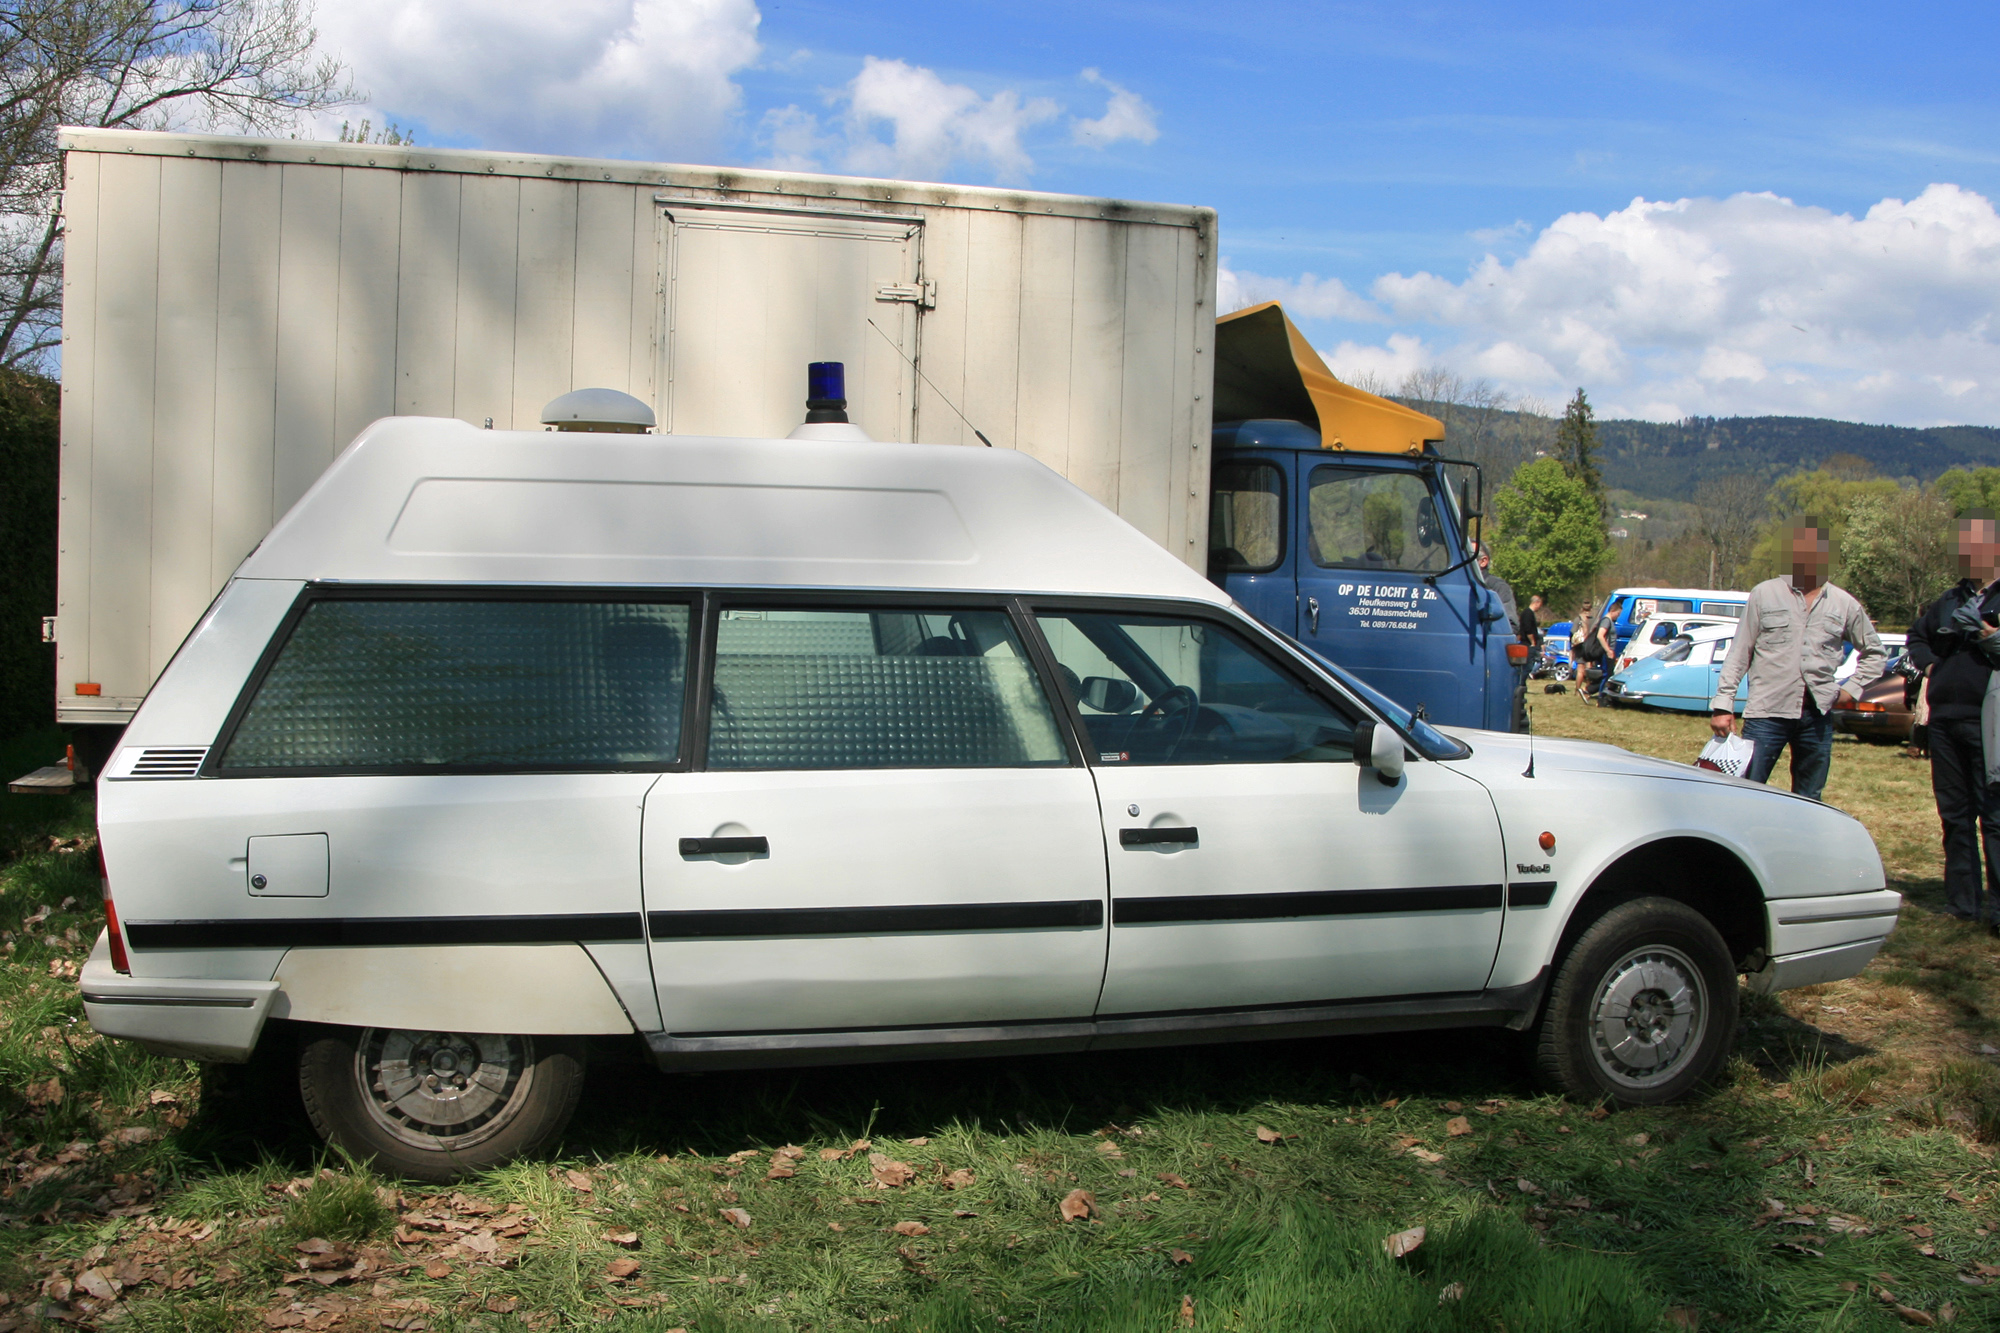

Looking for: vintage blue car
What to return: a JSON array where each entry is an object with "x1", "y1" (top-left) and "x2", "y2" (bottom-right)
[{"x1": 1602, "y1": 624, "x2": 1748, "y2": 714}]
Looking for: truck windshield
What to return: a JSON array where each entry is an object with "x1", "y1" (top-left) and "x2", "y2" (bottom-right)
[{"x1": 1278, "y1": 634, "x2": 1471, "y2": 761}]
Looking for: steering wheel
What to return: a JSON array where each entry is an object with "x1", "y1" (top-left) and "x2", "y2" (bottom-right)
[{"x1": 1130, "y1": 685, "x2": 1201, "y2": 761}]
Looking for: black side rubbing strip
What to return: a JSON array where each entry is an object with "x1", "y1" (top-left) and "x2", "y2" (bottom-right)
[
  {"x1": 1507, "y1": 881, "x2": 1558, "y2": 907},
  {"x1": 1119, "y1": 827, "x2": 1199, "y2": 847},
  {"x1": 680, "y1": 836, "x2": 770, "y2": 857},
  {"x1": 1114, "y1": 884, "x2": 1503, "y2": 925},
  {"x1": 648, "y1": 900, "x2": 1104, "y2": 939},
  {"x1": 124, "y1": 913, "x2": 646, "y2": 951}
]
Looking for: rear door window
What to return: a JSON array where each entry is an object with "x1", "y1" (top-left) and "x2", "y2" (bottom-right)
[
  {"x1": 705, "y1": 607, "x2": 1067, "y2": 770},
  {"x1": 220, "y1": 596, "x2": 691, "y2": 771}
]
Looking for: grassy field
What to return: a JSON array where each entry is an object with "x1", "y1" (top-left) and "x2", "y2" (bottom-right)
[{"x1": 2, "y1": 702, "x2": 1998, "y2": 1332}]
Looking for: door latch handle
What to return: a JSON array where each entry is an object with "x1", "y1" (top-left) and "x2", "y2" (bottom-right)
[
  {"x1": 1119, "y1": 827, "x2": 1198, "y2": 846},
  {"x1": 1307, "y1": 596, "x2": 1320, "y2": 633},
  {"x1": 679, "y1": 836, "x2": 769, "y2": 857}
]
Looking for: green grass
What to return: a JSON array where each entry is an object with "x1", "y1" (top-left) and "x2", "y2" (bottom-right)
[{"x1": 3, "y1": 711, "x2": 1998, "y2": 1331}]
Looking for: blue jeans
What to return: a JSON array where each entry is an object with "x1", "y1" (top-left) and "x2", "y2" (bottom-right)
[{"x1": 1742, "y1": 710, "x2": 1836, "y2": 800}]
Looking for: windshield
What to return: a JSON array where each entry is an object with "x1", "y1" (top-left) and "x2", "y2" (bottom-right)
[{"x1": 1278, "y1": 634, "x2": 1471, "y2": 760}]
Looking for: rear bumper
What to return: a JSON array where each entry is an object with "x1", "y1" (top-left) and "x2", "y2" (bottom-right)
[
  {"x1": 79, "y1": 933, "x2": 279, "y2": 1063},
  {"x1": 1746, "y1": 889, "x2": 1902, "y2": 994}
]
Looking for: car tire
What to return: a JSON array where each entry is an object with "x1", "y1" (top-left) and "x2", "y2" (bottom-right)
[
  {"x1": 1534, "y1": 896, "x2": 1737, "y2": 1107},
  {"x1": 299, "y1": 1027, "x2": 585, "y2": 1181}
]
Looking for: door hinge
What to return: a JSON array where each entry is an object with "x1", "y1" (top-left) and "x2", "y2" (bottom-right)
[
  {"x1": 875, "y1": 280, "x2": 936, "y2": 309},
  {"x1": 41, "y1": 616, "x2": 55, "y2": 644}
]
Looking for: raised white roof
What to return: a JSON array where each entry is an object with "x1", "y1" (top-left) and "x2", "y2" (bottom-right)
[{"x1": 235, "y1": 417, "x2": 1228, "y2": 604}]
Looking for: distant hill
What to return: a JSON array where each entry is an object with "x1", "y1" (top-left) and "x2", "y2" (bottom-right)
[{"x1": 1596, "y1": 416, "x2": 2000, "y2": 500}]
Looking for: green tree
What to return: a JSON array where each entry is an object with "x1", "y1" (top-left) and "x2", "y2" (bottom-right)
[
  {"x1": 1830, "y1": 486, "x2": 1956, "y2": 628},
  {"x1": 1553, "y1": 388, "x2": 1605, "y2": 518},
  {"x1": 1745, "y1": 467, "x2": 1901, "y2": 582},
  {"x1": 1490, "y1": 457, "x2": 1613, "y2": 607},
  {"x1": 1935, "y1": 467, "x2": 2000, "y2": 517}
]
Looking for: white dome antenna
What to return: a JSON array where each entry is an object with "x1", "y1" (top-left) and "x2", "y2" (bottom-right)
[{"x1": 540, "y1": 388, "x2": 656, "y2": 434}]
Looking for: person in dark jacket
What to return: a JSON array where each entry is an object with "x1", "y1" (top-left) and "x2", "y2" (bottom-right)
[{"x1": 1907, "y1": 512, "x2": 2000, "y2": 926}]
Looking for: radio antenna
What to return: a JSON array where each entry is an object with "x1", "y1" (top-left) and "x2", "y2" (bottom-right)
[{"x1": 866, "y1": 317, "x2": 994, "y2": 447}]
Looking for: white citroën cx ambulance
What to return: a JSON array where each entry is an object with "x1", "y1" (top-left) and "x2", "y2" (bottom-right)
[{"x1": 83, "y1": 411, "x2": 1898, "y2": 1179}]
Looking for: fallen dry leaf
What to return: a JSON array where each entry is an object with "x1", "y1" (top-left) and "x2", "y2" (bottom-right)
[
  {"x1": 725, "y1": 1149, "x2": 760, "y2": 1164},
  {"x1": 720, "y1": 1208, "x2": 752, "y2": 1229},
  {"x1": 1059, "y1": 1189, "x2": 1097, "y2": 1222},
  {"x1": 1383, "y1": 1225, "x2": 1426, "y2": 1258},
  {"x1": 1439, "y1": 1281, "x2": 1466, "y2": 1305},
  {"x1": 563, "y1": 1169, "x2": 594, "y2": 1192},
  {"x1": 422, "y1": 1259, "x2": 450, "y2": 1280},
  {"x1": 891, "y1": 1221, "x2": 930, "y2": 1237},
  {"x1": 1255, "y1": 1125, "x2": 1282, "y2": 1144},
  {"x1": 1445, "y1": 1117, "x2": 1472, "y2": 1137},
  {"x1": 1096, "y1": 1140, "x2": 1125, "y2": 1158},
  {"x1": 1440, "y1": 1101, "x2": 1464, "y2": 1113},
  {"x1": 1169, "y1": 1248, "x2": 1193, "y2": 1265},
  {"x1": 1158, "y1": 1173, "x2": 1190, "y2": 1189},
  {"x1": 76, "y1": 1268, "x2": 120, "y2": 1302},
  {"x1": 1179, "y1": 1293, "x2": 1195, "y2": 1327},
  {"x1": 1408, "y1": 1146, "x2": 1444, "y2": 1164},
  {"x1": 765, "y1": 1162, "x2": 795, "y2": 1180},
  {"x1": 604, "y1": 1230, "x2": 640, "y2": 1249},
  {"x1": 606, "y1": 1258, "x2": 640, "y2": 1280},
  {"x1": 904, "y1": 1136, "x2": 930, "y2": 1146},
  {"x1": 1892, "y1": 1307, "x2": 1935, "y2": 1327},
  {"x1": 1667, "y1": 1308, "x2": 1701, "y2": 1329},
  {"x1": 869, "y1": 1154, "x2": 915, "y2": 1188},
  {"x1": 941, "y1": 1168, "x2": 976, "y2": 1190}
]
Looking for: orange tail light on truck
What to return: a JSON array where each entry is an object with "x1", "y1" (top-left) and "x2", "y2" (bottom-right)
[{"x1": 99, "y1": 840, "x2": 131, "y2": 974}]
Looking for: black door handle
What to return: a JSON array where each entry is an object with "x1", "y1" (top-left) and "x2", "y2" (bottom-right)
[
  {"x1": 679, "y1": 836, "x2": 769, "y2": 857},
  {"x1": 1120, "y1": 827, "x2": 1198, "y2": 846}
]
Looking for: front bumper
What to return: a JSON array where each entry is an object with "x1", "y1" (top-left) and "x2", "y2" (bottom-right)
[
  {"x1": 79, "y1": 933, "x2": 279, "y2": 1063},
  {"x1": 1745, "y1": 889, "x2": 1902, "y2": 994}
]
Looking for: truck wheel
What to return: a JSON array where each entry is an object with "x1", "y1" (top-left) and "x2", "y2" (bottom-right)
[
  {"x1": 299, "y1": 1027, "x2": 584, "y2": 1181},
  {"x1": 1534, "y1": 897, "x2": 1737, "y2": 1107}
]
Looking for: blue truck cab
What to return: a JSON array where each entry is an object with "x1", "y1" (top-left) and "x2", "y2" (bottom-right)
[
  {"x1": 1207, "y1": 420, "x2": 1523, "y2": 731},
  {"x1": 1206, "y1": 302, "x2": 1527, "y2": 732}
]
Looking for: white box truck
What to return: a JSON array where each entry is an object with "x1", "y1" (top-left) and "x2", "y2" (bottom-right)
[{"x1": 52, "y1": 128, "x2": 1219, "y2": 751}]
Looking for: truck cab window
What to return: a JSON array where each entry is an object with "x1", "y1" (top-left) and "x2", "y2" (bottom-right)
[
  {"x1": 705, "y1": 607, "x2": 1066, "y2": 770},
  {"x1": 1306, "y1": 468, "x2": 1449, "y2": 573},
  {"x1": 1208, "y1": 462, "x2": 1284, "y2": 576},
  {"x1": 1036, "y1": 612, "x2": 1355, "y2": 765},
  {"x1": 220, "y1": 598, "x2": 690, "y2": 771}
]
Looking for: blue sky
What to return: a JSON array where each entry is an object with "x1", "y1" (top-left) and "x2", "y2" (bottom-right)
[{"x1": 315, "y1": 0, "x2": 2000, "y2": 425}]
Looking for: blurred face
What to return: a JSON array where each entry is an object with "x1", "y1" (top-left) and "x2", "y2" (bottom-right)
[
  {"x1": 1788, "y1": 525, "x2": 1831, "y2": 591},
  {"x1": 1958, "y1": 519, "x2": 2000, "y2": 583},
  {"x1": 1477, "y1": 547, "x2": 1491, "y2": 569},
  {"x1": 1530, "y1": 595, "x2": 1544, "y2": 611}
]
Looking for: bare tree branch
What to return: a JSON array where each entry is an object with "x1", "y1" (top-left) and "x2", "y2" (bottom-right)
[{"x1": 0, "y1": 0, "x2": 356, "y2": 367}]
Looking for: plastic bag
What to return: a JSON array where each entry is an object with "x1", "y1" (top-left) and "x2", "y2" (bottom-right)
[{"x1": 1696, "y1": 732, "x2": 1754, "y2": 778}]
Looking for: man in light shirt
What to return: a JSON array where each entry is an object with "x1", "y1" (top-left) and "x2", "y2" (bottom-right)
[{"x1": 1710, "y1": 521, "x2": 1884, "y2": 800}]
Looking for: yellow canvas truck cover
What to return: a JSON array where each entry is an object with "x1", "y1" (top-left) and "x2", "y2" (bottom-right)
[{"x1": 1213, "y1": 301, "x2": 1443, "y2": 454}]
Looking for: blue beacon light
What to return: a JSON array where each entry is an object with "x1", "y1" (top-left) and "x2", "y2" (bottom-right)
[{"x1": 806, "y1": 362, "x2": 849, "y2": 423}]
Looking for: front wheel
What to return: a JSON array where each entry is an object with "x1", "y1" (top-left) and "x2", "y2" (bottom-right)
[
  {"x1": 1534, "y1": 897, "x2": 1737, "y2": 1106},
  {"x1": 299, "y1": 1027, "x2": 585, "y2": 1180}
]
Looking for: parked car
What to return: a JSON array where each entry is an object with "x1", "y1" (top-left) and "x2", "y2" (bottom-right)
[
  {"x1": 1837, "y1": 633, "x2": 1905, "y2": 685},
  {"x1": 1614, "y1": 613, "x2": 1744, "y2": 675},
  {"x1": 1535, "y1": 621, "x2": 1575, "y2": 679},
  {"x1": 1832, "y1": 659, "x2": 1917, "y2": 742},
  {"x1": 83, "y1": 415, "x2": 1897, "y2": 1179},
  {"x1": 1602, "y1": 624, "x2": 1749, "y2": 714}
]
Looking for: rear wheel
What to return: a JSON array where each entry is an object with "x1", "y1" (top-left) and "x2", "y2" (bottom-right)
[
  {"x1": 299, "y1": 1027, "x2": 584, "y2": 1180},
  {"x1": 1534, "y1": 897, "x2": 1737, "y2": 1106}
]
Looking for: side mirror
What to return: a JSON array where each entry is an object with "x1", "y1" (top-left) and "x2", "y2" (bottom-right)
[
  {"x1": 1352, "y1": 721, "x2": 1406, "y2": 785},
  {"x1": 1079, "y1": 676, "x2": 1139, "y2": 713}
]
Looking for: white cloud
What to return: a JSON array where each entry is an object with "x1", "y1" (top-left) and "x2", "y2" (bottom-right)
[
  {"x1": 316, "y1": 0, "x2": 762, "y2": 159},
  {"x1": 1072, "y1": 69, "x2": 1158, "y2": 146},
  {"x1": 1323, "y1": 333, "x2": 1437, "y2": 389},
  {"x1": 839, "y1": 56, "x2": 1057, "y2": 182},
  {"x1": 1219, "y1": 263, "x2": 1380, "y2": 323},
  {"x1": 1308, "y1": 184, "x2": 2000, "y2": 425}
]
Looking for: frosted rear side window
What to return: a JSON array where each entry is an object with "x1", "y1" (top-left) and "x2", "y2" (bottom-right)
[
  {"x1": 221, "y1": 600, "x2": 690, "y2": 770},
  {"x1": 706, "y1": 608, "x2": 1066, "y2": 770}
]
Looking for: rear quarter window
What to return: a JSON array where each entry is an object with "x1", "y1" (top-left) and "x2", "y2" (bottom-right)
[{"x1": 219, "y1": 597, "x2": 691, "y2": 771}]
